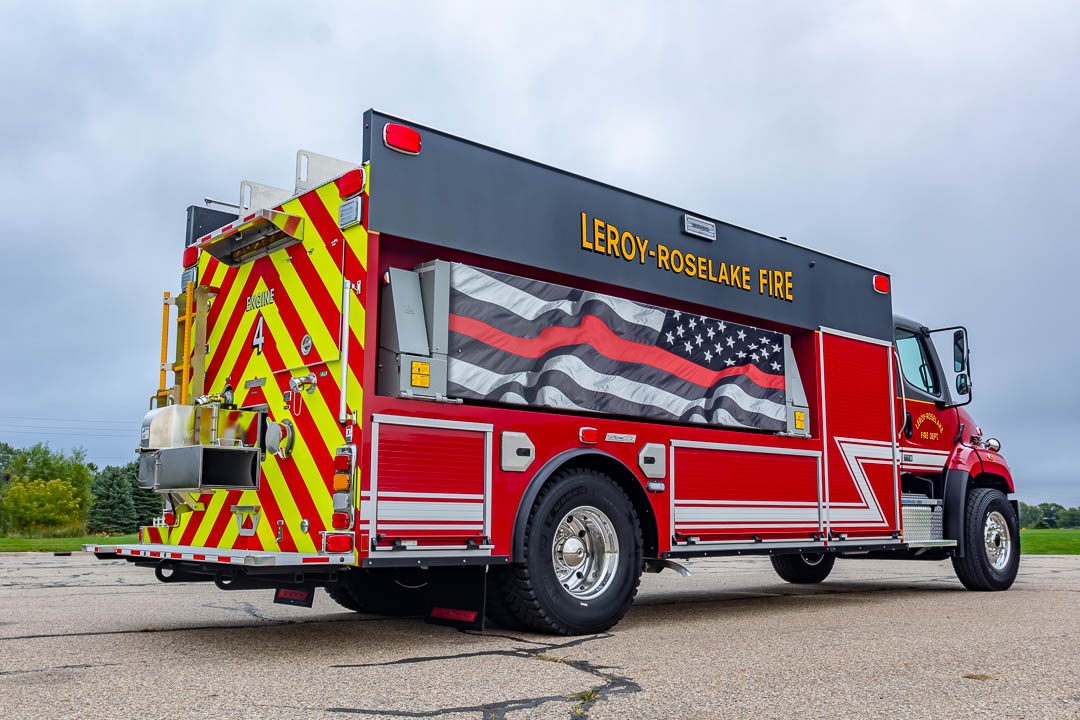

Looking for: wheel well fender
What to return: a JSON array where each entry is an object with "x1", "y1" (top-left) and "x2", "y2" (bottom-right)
[{"x1": 510, "y1": 449, "x2": 658, "y2": 562}]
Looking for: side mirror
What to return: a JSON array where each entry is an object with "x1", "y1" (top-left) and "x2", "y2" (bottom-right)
[
  {"x1": 953, "y1": 329, "x2": 967, "y2": 372},
  {"x1": 956, "y1": 372, "x2": 970, "y2": 396}
]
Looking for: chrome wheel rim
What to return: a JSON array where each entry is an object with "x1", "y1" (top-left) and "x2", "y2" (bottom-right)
[
  {"x1": 803, "y1": 553, "x2": 826, "y2": 566},
  {"x1": 552, "y1": 506, "x2": 619, "y2": 600},
  {"x1": 984, "y1": 510, "x2": 1011, "y2": 570}
]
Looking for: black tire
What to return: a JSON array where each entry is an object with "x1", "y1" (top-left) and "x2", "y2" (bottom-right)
[
  {"x1": 493, "y1": 468, "x2": 642, "y2": 635},
  {"x1": 951, "y1": 487, "x2": 1020, "y2": 591},
  {"x1": 770, "y1": 552, "x2": 835, "y2": 584},
  {"x1": 325, "y1": 569, "x2": 427, "y2": 616}
]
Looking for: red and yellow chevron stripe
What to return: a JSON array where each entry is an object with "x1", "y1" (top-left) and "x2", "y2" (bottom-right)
[{"x1": 146, "y1": 173, "x2": 369, "y2": 558}]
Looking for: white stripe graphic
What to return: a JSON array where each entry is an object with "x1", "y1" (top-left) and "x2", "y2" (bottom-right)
[
  {"x1": 377, "y1": 501, "x2": 484, "y2": 522},
  {"x1": 452, "y1": 263, "x2": 667, "y2": 332},
  {"x1": 448, "y1": 355, "x2": 784, "y2": 423}
]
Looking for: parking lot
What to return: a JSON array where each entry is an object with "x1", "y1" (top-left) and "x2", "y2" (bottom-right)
[{"x1": 1, "y1": 552, "x2": 1077, "y2": 719}]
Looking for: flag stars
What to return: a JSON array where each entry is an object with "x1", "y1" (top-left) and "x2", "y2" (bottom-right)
[
  {"x1": 759, "y1": 336, "x2": 770, "y2": 346},
  {"x1": 771, "y1": 361, "x2": 781, "y2": 371},
  {"x1": 725, "y1": 358, "x2": 736, "y2": 366},
  {"x1": 751, "y1": 352, "x2": 760, "y2": 362},
  {"x1": 727, "y1": 337, "x2": 735, "y2": 347},
  {"x1": 715, "y1": 342, "x2": 724, "y2": 354},
  {"x1": 737, "y1": 330, "x2": 746, "y2": 340},
  {"x1": 673, "y1": 311, "x2": 681, "y2": 320},
  {"x1": 737, "y1": 351, "x2": 746, "y2": 359},
  {"x1": 695, "y1": 334, "x2": 703, "y2": 347},
  {"x1": 684, "y1": 341, "x2": 693, "y2": 353},
  {"x1": 689, "y1": 318, "x2": 697, "y2": 330},
  {"x1": 772, "y1": 344, "x2": 781, "y2": 353},
  {"x1": 706, "y1": 326, "x2": 715, "y2": 339},
  {"x1": 665, "y1": 331, "x2": 675, "y2": 345},
  {"x1": 676, "y1": 325, "x2": 685, "y2": 337},
  {"x1": 704, "y1": 350, "x2": 713, "y2": 363},
  {"x1": 717, "y1": 321, "x2": 726, "y2": 334}
]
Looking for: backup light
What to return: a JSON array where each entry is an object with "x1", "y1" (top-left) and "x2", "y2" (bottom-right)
[{"x1": 384, "y1": 123, "x2": 422, "y2": 155}]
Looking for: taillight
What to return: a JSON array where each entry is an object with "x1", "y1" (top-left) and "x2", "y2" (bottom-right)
[
  {"x1": 163, "y1": 512, "x2": 176, "y2": 526},
  {"x1": 873, "y1": 274, "x2": 890, "y2": 294},
  {"x1": 331, "y1": 512, "x2": 351, "y2": 530},
  {"x1": 384, "y1": 123, "x2": 421, "y2": 155},
  {"x1": 325, "y1": 534, "x2": 353, "y2": 553},
  {"x1": 334, "y1": 454, "x2": 352, "y2": 472},
  {"x1": 182, "y1": 245, "x2": 200, "y2": 268}
]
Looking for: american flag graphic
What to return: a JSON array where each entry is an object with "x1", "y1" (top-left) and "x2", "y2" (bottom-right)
[{"x1": 446, "y1": 264, "x2": 787, "y2": 431}]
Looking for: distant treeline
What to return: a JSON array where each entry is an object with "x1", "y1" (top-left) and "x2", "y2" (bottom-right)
[{"x1": 0, "y1": 442, "x2": 162, "y2": 537}]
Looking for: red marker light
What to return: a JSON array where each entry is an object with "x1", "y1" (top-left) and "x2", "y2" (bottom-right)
[
  {"x1": 384, "y1": 123, "x2": 421, "y2": 155},
  {"x1": 873, "y1": 275, "x2": 890, "y2": 294},
  {"x1": 331, "y1": 512, "x2": 351, "y2": 529},
  {"x1": 325, "y1": 534, "x2": 353, "y2": 553},
  {"x1": 182, "y1": 245, "x2": 200, "y2": 268},
  {"x1": 163, "y1": 512, "x2": 176, "y2": 526},
  {"x1": 334, "y1": 454, "x2": 352, "y2": 472},
  {"x1": 336, "y1": 168, "x2": 365, "y2": 198},
  {"x1": 579, "y1": 427, "x2": 599, "y2": 444}
]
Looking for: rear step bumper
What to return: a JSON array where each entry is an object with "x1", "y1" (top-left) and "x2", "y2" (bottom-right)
[{"x1": 83, "y1": 543, "x2": 355, "y2": 567}]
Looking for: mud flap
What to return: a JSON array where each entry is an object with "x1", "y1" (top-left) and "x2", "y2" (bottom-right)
[{"x1": 425, "y1": 565, "x2": 487, "y2": 631}]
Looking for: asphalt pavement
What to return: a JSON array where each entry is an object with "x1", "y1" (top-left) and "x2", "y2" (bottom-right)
[{"x1": 1, "y1": 552, "x2": 1077, "y2": 719}]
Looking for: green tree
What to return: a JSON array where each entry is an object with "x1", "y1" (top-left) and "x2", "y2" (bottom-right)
[
  {"x1": 1, "y1": 476, "x2": 83, "y2": 532},
  {"x1": 1037, "y1": 502, "x2": 1066, "y2": 528},
  {"x1": 86, "y1": 465, "x2": 138, "y2": 535},
  {"x1": 4, "y1": 443, "x2": 94, "y2": 522},
  {"x1": 1019, "y1": 502, "x2": 1041, "y2": 529},
  {"x1": 1058, "y1": 506, "x2": 1080, "y2": 529},
  {"x1": 0, "y1": 440, "x2": 15, "y2": 474},
  {"x1": 116, "y1": 460, "x2": 165, "y2": 527}
]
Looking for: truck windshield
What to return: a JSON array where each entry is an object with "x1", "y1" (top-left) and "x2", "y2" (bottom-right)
[{"x1": 895, "y1": 329, "x2": 939, "y2": 396}]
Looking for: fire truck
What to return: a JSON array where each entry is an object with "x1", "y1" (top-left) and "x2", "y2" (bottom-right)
[{"x1": 87, "y1": 110, "x2": 1019, "y2": 635}]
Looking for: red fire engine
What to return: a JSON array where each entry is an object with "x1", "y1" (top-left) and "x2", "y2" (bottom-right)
[{"x1": 87, "y1": 111, "x2": 1019, "y2": 635}]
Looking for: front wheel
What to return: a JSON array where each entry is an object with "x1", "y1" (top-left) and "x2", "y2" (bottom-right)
[
  {"x1": 491, "y1": 468, "x2": 642, "y2": 635},
  {"x1": 951, "y1": 487, "x2": 1020, "y2": 591},
  {"x1": 770, "y1": 552, "x2": 835, "y2": 584}
]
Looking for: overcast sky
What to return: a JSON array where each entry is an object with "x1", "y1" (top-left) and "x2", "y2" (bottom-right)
[{"x1": 1, "y1": 1, "x2": 1077, "y2": 505}]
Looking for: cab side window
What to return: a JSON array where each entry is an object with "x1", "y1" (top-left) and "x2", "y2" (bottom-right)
[{"x1": 895, "y1": 329, "x2": 939, "y2": 396}]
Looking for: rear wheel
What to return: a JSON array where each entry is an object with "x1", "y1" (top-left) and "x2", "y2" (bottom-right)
[
  {"x1": 326, "y1": 569, "x2": 427, "y2": 615},
  {"x1": 951, "y1": 487, "x2": 1020, "y2": 591},
  {"x1": 492, "y1": 468, "x2": 642, "y2": 635},
  {"x1": 770, "y1": 552, "x2": 835, "y2": 584}
]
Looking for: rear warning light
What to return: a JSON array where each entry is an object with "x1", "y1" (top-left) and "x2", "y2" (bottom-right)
[
  {"x1": 325, "y1": 533, "x2": 353, "y2": 553},
  {"x1": 334, "y1": 454, "x2": 352, "y2": 472},
  {"x1": 333, "y1": 473, "x2": 351, "y2": 492},
  {"x1": 873, "y1": 275, "x2": 890, "y2": 294},
  {"x1": 384, "y1": 123, "x2": 421, "y2": 155},
  {"x1": 182, "y1": 245, "x2": 200, "y2": 268},
  {"x1": 163, "y1": 512, "x2": 176, "y2": 526},
  {"x1": 331, "y1": 512, "x2": 351, "y2": 529},
  {"x1": 336, "y1": 168, "x2": 365, "y2": 198}
]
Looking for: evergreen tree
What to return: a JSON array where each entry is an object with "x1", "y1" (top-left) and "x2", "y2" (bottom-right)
[
  {"x1": 87, "y1": 465, "x2": 138, "y2": 534},
  {"x1": 123, "y1": 461, "x2": 164, "y2": 526}
]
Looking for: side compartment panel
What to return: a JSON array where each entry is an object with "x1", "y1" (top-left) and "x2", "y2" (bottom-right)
[
  {"x1": 820, "y1": 332, "x2": 899, "y2": 538},
  {"x1": 672, "y1": 442, "x2": 822, "y2": 543}
]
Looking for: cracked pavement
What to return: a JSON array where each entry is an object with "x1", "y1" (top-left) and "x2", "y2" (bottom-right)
[{"x1": 1, "y1": 553, "x2": 1077, "y2": 719}]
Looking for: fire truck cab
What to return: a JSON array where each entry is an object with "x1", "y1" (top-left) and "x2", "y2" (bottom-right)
[{"x1": 88, "y1": 111, "x2": 1018, "y2": 635}]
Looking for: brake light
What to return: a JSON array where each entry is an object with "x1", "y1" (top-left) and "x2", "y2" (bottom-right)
[
  {"x1": 384, "y1": 123, "x2": 421, "y2": 155},
  {"x1": 325, "y1": 533, "x2": 353, "y2": 553},
  {"x1": 873, "y1": 274, "x2": 890, "y2": 294},
  {"x1": 182, "y1": 245, "x2": 200, "y2": 268},
  {"x1": 334, "y1": 454, "x2": 352, "y2": 472},
  {"x1": 331, "y1": 512, "x2": 351, "y2": 530}
]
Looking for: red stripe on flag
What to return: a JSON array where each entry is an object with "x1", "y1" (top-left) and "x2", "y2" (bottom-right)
[{"x1": 448, "y1": 313, "x2": 786, "y2": 390}]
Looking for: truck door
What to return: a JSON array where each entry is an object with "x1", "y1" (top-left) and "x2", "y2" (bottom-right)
[{"x1": 893, "y1": 325, "x2": 958, "y2": 481}]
